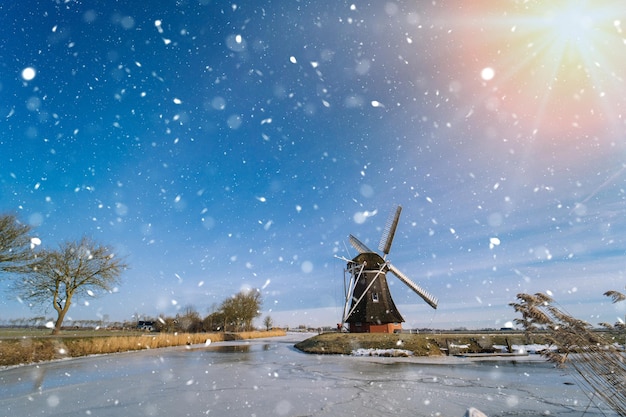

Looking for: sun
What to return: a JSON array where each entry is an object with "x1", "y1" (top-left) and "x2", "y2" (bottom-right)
[
  {"x1": 451, "y1": 0, "x2": 626, "y2": 136},
  {"x1": 520, "y1": 1, "x2": 621, "y2": 84},
  {"x1": 548, "y1": 2, "x2": 598, "y2": 45}
]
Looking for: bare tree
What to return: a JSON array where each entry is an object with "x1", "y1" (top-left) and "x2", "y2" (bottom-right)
[
  {"x1": 15, "y1": 236, "x2": 128, "y2": 335},
  {"x1": 220, "y1": 289, "x2": 262, "y2": 332},
  {"x1": 177, "y1": 304, "x2": 203, "y2": 332},
  {"x1": 155, "y1": 315, "x2": 177, "y2": 333},
  {"x1": 263, "y1": 315, "x2": 273, "y2": 331},
  {"x1": 0, "y1": 214, "x2": 38, "y2": 274},
  {"x1": 204, "y1": 310, "x2": 225, "y2": 332}
]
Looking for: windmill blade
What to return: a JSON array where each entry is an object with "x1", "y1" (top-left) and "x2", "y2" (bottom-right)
[
  {"x1": 349, "y1": 234, "x2": 373, "y2": 254},
  {"x1": 379, "y1": 205, "x2": 402, "y2": 256},
  {"x1": 387, "y1": 263, "x2": 438, "y2": 309}
]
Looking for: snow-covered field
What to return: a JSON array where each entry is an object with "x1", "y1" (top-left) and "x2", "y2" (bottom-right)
[{"x1": 0, "y1": 333, "x2": 618, "y2": 417}]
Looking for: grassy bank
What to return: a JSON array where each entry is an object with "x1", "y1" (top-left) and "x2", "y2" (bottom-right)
[
  {"x1": 295, "y1": 332, "x2": 533, "y2": 356},
  {"x1": 0, "y1": 329, "x2": 286, "y2": 367}
]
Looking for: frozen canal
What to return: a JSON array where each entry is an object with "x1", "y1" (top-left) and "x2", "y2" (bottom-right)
[{"x1": 0, "y1": 333, "x2": 617, "y2": 417}]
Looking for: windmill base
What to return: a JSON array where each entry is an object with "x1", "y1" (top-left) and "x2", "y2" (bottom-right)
[{"x1": 348, "y1": 322, "x2": 402, "y2": 333}]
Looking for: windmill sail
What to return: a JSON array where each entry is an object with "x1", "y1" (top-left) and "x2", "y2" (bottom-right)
[
  {"x1": 379, "y1": 205, "x2": 402, "y2": 255},
  {"x1": 387, "y1": 263, "x2": 438, "y2": 309},
  {"x1": 349, "y1": 234, "x2": 373, "y2": 254}
]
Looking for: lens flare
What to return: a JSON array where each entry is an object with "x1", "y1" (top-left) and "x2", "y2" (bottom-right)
[{"x1": 449, "y1": 0, "x2": 626, "y2": 137}]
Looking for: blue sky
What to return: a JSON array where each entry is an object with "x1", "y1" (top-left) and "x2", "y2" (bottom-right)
[{"x1": 1, "y1": 1, "x2": 625, "y2": 329}]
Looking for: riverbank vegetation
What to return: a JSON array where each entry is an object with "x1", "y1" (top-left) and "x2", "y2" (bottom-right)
[
  {"x1": 511, "y1": 292, "x2": 625, "y2": 416},
  {"x1": 0, "y1": 329, "x2": 286, "y2": 367},
  {"x1": 294, "y1": 331, "x2": 534, "y2": 356}
]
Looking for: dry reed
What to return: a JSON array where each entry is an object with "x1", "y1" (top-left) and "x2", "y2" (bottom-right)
[
  {"x1": 511, "y1": 293, "x2": 626, "y2": 416},
  {"x1": 0, "y1": 329, "x2": 286, "y2": 367}
]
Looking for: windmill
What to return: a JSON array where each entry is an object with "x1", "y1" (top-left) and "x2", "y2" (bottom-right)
[{"x1": 340, "y1": 206, "x2": 438, "y2": 333}]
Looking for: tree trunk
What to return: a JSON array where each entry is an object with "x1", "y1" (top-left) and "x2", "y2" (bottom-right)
[
  {"x1": 52, "y1": 296, "x2": 72, "y2": 335},
  {"x1": 52, "y1": 307, "x2": 69, "y2": 335}
]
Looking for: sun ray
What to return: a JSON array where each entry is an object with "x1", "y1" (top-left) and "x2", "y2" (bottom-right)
[{"x1": 446, "y1": 0, "x2": 626, "y2": 138}]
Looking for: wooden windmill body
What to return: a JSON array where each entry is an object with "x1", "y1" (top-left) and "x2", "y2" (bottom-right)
[{"x1": 341, "y1": 206, "x2": 438, "y2": 333}]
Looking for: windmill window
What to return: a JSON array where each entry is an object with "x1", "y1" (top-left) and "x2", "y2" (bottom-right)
[{"x1": 372, "y1": 292, "x2": 379, "y2": 302}]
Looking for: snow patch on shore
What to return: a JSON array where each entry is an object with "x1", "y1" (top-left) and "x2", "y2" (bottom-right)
[{"x1": 352, "y1": 348, "x2": 413, "y2": 357}]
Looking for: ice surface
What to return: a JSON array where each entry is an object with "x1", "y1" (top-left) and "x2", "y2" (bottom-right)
[{"x1": 0, "y1": 333, "x2": 617, "y2": 417}]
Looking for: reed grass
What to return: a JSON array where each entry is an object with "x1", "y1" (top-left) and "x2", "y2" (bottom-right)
[
  {"x1": 0, "y1": 329, "x2": 286, "y2": 367},
  {"x1": 511, "y1": 293, "x2": 626, "y2": 416}
]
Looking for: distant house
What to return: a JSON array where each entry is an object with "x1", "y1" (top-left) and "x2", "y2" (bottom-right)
[{"x1": 137, "y1": 320, "x2": 155, "y2": 331}]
